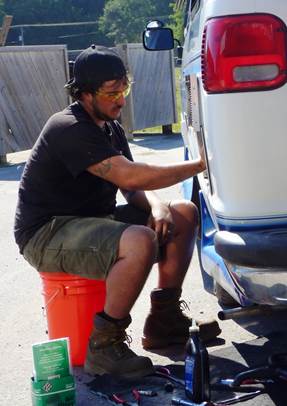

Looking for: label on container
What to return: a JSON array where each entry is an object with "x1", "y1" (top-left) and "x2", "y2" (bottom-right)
[
  {"x1": 185, "y1": 356, "x2": 195, "y2": 393},
  {"x1": 32, "y1": 338, "x2": 72, "y2": 382}
]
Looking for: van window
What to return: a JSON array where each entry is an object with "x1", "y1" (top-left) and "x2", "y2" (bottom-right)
[
  {"x1": 183, "y1": 0, "x2": 191, "y2": 27},
  {"x1": 185, "y1": 0, "x2": 202, "y2": 53}
]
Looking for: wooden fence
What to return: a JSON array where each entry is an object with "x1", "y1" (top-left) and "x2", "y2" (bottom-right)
[
  {"x1": 117, "y1": 43, "x2": 177, "y2": 134},
  {"x1": 0, "y1": 45, "x2": 69, "y2": 160},
  {"x1": 0, "y1": 43, "x2": 176, "y2": 161}
]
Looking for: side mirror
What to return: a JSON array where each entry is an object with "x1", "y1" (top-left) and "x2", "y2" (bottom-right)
[{"x1": 143, "y1": 23, "x2": 175, "y2": 51}]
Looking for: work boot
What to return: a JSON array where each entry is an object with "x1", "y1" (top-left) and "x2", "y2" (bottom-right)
[
  {"x1": 84, "y1": 314, "x2": 155, "y2": 379},
  {"x1": 142, "y1": 288, "x2": 221, "y2": 349}
]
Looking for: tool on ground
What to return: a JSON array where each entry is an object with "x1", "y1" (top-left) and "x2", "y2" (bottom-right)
[
  {"x1": 172, "y1": 398, "x2": 211, "y2": 405},
  {"x1": 216, "y1": 375, "x2": 272, "y2": 388},
  {"x1": 185, "y1": 320, "x2": 210, "y2": 403},
  {"x1": 157, "y1": 366, "x2": 171, "y2": 375},
  {"x1": 91, "y1": 390, "x2": 118, "y2": 405},
  {"x1": 137, "y1": 389, "x2": 157, "y2": 396},
  {"x1": 218, "y1": 377, "x2": 273, "y2": 389},
  {"x1": 111, "y1": 388, "x2": 140, "y2": 405},
  {"x1": 164, "y1": 382, "x2": 175, "y2": 392},
  {"x1": 91, "y1": 389, "x2": 141, "y2": 406},
  {"x1": 158, "y1": 348, "x2": 282, "y2": 406},
  {"x1": 219, "y1": 352, "x2": 287, "y2": 387},
  {"x1": 154, "y1": 366, "x2": 185, "y2": 386},
  {"x1": 215, "y1": 389, "x2": 263, "y2": 405},
  {"x1": 172, "y1": 388, "x2": 262, "y2": 406}
]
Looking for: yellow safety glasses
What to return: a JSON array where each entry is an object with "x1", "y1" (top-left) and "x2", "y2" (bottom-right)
[{"x1": 95, "y1": 82, "x2": 131, "y2": 102}]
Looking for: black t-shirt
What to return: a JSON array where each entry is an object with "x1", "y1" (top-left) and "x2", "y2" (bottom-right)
[{"x1": 14, "y1": 102, "x2": 133, "y2": 253}]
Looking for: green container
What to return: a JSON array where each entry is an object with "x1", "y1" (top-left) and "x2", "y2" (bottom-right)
[
  {"x1": 32, "y1": 338, "x2": 72, "y2": 381},
  {"x1": 31, "y1": 375, "x2": 76, "y2": 406}
]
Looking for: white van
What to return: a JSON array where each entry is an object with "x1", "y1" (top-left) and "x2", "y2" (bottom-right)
[{"x1": 143, "y1": 0, "x2": 287, "y2": 315}]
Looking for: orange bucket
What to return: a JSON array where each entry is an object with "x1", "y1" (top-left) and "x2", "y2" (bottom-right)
[{"x1": 40, "y1": 272, "x2": 106, "y2": 366}]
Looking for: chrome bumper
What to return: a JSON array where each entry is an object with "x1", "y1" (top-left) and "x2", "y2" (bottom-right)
[{"x1": 228, "y1": 263, "x2": 287, "y2": 305}]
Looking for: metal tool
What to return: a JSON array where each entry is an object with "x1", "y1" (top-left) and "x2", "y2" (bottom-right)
[
  {"x1": 164, "y1": 382, "x2": 175, "y2": 392},
  {"x1": 216, "y1": 389, "x2": 263, "y2": 405},
  {"x1": 90, "y1": 390, "x2": 119, "y2": 406},
  {"x1": 172, "y1": 398, "x2": 210, "y2": 405},
  {"x1": 137, "y1": 389, "x2": 157, "y2": 397},
  {"x1": 111, "y1": 388, "x2": 140, "y2": 405},
  {"x1": 215, "y1": 378, "x2": 272, "y2": 393},
  {"x1": 154, "y1": 366, "x2": 185, "y2": 386},
  {"x1": 172, "y1": 389, "x2": 263, "y2": 405},
  {"x1": 91, "y1": 389, "x2": 141, "y2": 406},
  {"x1": 226, "y1": 352, "x2": 287, "y2": 387}
]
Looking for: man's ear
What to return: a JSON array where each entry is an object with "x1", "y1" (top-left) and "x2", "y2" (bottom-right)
[{"x1": 81, "y1": 91, "x2": 94, "y2": 104}]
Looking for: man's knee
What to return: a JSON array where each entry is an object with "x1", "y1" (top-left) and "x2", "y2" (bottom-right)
[
  {"x1": 170, "y1": 200, "x2": 199, "y2": 228},
  {"x1": 118, "y1": 225, "x2": 158, "y2": 262}
]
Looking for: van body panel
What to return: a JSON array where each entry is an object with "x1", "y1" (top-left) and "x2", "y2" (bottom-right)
[
  {"x1": 181, "y1": 0, "x2": 287, "y2": 228},
  {"x1": 143, "y1": 0, "x2": 287, "y2": 306},
  {"x1": 179, "y1": 0, "x2": 287, "y2": 305},
  {"x1": 203, "y1": 85, "x2": 287, "y2": 224}
]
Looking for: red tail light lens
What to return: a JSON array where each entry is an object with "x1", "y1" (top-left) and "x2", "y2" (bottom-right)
[{"x1": 202, "y1": 14, "x2": 287, "y2": 93}]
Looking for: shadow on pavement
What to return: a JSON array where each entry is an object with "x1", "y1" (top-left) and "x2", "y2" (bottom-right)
[
  {"x1": 131, "y1": 133, "x2": 183, "y2": 151},
  {"x1": 222, "y1": 307, "x2": 287, "y2": 340},
  {"x1": 75, "y1": 332, "x2": 287, "y2": 405},
  {"x1": 210, "y1": 331, "x2": 287, "y2": 405},
  {"x1": 0, "y1": 163, "x2": 24, "y2": 181}
]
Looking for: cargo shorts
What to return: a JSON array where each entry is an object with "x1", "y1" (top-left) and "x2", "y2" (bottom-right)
[{"x1": 23, "y1": 205, "x2": 150, "y2": 279}]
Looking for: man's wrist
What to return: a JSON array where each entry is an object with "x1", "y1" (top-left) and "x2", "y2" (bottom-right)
[{"x1": 195, "y1": 157, "x2": 206, "y2": 173}]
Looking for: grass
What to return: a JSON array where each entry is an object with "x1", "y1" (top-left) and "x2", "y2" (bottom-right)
[{"x1": 134, "y1": 67, "x2": 182, "y2": 135}]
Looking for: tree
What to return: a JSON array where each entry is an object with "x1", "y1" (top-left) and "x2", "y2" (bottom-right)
[
  {"x1": 3, "y1": 0, "x2": 106, "y2": 48},
  {"x1": 100, "y1": 0, "x2": 174, "y2": 44},
  {"x1": 0, "y1": 1, "x2": 4, "y2": 17},
  {"x1": 168, "y1": 2, "x2": 184, "y2": 44},
  {"x1": 2, "y1": 0, "x2": 178, "y2": 49}
]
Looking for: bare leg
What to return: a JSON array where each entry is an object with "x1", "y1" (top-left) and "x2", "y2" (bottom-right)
[
  {"x1": 85, "y1": 225, "x2": 156, "y2": 378},
  {"x1": 104, "y1": 225, "x2": 158, "y2": 319},
  {"x1": 158, "y1": 200, "x2": 199, "y2": 288},
  {"x1": 142, "y1": 201, "x2": 220, "y2": 349}
]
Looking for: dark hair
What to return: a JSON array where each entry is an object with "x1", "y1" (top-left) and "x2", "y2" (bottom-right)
[
  {"x1": 66, "y1": 80, "x2": 104, "y2": 101},
  {"x1": 66, "y1": 75, "x2": 129, "y2": 101}
]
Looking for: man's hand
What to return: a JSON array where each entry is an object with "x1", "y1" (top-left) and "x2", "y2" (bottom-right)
[
  {"x1": 147, "y1": 202, "x2": 174, "y2": 246},
  {"x1": 198, "y1": 143, "x2": 207, "y2": 172}
]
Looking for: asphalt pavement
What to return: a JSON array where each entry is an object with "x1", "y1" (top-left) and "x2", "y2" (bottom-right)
[{"x1": 1, "y1": 133, "x2": 287, "y2": 405}]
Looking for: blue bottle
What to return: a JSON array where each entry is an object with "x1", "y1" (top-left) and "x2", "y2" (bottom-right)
[{"x1": 185, "y1": 321, "x2": 210, "y2": 402}]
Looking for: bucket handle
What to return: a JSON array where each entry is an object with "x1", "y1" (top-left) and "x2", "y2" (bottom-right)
[
  {"x1": 42, "y1": 283, "x2": 105, "y2": 316},
  {"x1": 64, "y1": 284, "x2": 105, "y2": 295},
  {"x1": 42, "y1": 288, "x2": 61, "y2": 317}
]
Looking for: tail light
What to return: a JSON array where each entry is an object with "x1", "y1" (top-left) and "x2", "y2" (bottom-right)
[{"x1": 202, "y1": 14, "x2": 287, "y2": 93}]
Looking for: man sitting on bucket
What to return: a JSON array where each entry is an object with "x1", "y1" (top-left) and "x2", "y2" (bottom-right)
[{"x1": 14, "y1": 45, "x2": 220, "y2": 379}]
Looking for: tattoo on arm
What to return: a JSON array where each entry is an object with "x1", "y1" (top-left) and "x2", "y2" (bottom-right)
[{"x1": 94, "y1": 159, "x2": 112, "y2": 177}]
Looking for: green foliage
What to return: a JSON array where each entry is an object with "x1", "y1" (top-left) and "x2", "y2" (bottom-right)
[
  {"x1": 100, "y1": 0, "x2": 153, "y2": 43},
  {"x1": 4, "y1": 0, "x2": 106, "y2": 48},
  {"x1": 3, "y1": 0, "x2": 178, "y2": 49},
  {"x1": 168, "y1": 2, "x2": 184, "y2": 44},
  {"x1": 0, "y1": 0, "x2": 4, "y2": 16},
  {"x1": 100, "y1": 0, "x2": 174, "y2": 44}
]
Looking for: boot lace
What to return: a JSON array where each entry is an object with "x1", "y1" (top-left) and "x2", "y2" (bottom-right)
[
  {"x1": 113, "y1": 332, "x2": 134, "y2": 358},
  {"x1": 179, "y1": 300, "x2": 190, "y2": 312},
  {"x1": 124, "y1": 332, "x2": 132, "y2": 346},
  {"x1": 174, "y1": 300, "x2": 191, "y2": 321}
]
